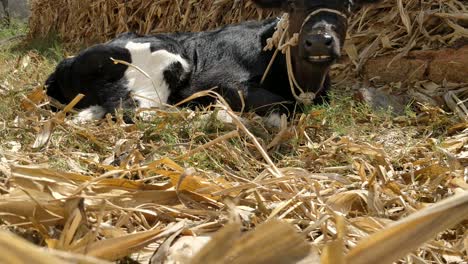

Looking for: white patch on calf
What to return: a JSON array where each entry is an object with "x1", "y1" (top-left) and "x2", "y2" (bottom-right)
[
  {"x1": 264, "y1": 112, "x2": 282, "y2": 128},
  {"x1": 74, "y1": 105, "x2": 106, "y2": 123},
  {"x1": 195, "y1": 110, "x2": 247, "y2": 130},
  {"x1": 124, "y1": 41, "x2": 190, "y2": 109},
  {"x1": 348, "y1": 0, "x2": 354, "y2": 12},
  {"x1": 215, "y1": 110, "x2": 234, "y2": 124}
]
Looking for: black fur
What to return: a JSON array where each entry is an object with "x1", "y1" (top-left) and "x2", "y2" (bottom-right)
[{"x1": 46, "y1": 19, "x2": 295, "y2": 117}]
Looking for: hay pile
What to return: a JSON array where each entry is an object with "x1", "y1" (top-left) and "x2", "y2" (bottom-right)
[
  {"x1": 345, "y1": 0, "x2": 468, "y2": 71},
  {"x1": 28, "y1": 0, "x2": 273, "y2": 44},
  {"x1": 29, "y1": 0, "x2": 467, "y2": 57}
]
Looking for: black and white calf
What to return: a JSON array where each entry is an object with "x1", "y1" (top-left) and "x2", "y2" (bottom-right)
[{"x1": 46, "y1": 0, "x2": 381, "y2": 124}]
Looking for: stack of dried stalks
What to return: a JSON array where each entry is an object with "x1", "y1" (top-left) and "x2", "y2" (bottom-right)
[
  {"x1": 28, "y1": 0, "x2": 273, "y2": 44},
  {"x1": 29, "y1": 0, "x2": 467, "y2": 56},
  {"x1": 344, "y1": 0, "x2": 467, "y2": 71}
]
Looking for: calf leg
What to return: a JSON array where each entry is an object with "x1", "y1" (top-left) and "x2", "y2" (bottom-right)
[
  {"x1": 204, "y1": 83, "x2": 292, "y2": 117},
  {"x1": 243, "y1": 87, "x2": 292, "y2": 115},
  {"x1": 74, "y1": 94, "x2": 137, "y2": 123},
  {"x1": 181, "y1": 66, "x2": 293, "y2": 115},
  {"x1": 74, "y1": 105, "x2": 107, "y2": 123},
  {"x1": 244, "y1": 87, "x2": 294, "y2": 127},
  {"x1": 98, "y1": 80, "x2": 139, "y2": 122},
  {"x1": 71, "y1": 77, "x2": 138, "y2": 123},
  {"x1": 219, "y1": 83, "x2": 294, "y2": 127}
]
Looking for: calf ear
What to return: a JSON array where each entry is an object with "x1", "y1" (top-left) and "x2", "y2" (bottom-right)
[{"x1": 251, "y1": 0, "x2": 286, "y2": 9}]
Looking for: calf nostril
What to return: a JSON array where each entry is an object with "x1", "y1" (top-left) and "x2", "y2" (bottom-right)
[
  {"x1": 324, "y1": 36, "x2": 333, "y2": 47},
  {"x1": 305, "y1": 39, "x2": 313, "y2": 48}
]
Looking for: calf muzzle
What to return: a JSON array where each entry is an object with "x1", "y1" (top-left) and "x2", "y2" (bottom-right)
[
  {"x1": 299, "y1": 8, "x2": 348, "y2": 63},
  {"x1": 303, "y1": 33, "x2": 336, "y2": 62}
]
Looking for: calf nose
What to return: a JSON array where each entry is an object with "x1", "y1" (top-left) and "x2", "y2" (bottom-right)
[{"x1": 303, "y1": 34, "x2": 335, "y2": 59}]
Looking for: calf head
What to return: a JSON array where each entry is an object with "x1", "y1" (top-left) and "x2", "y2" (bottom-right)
[{"x1": 253, "y1": 0, "x2": 382, "y2": 94}]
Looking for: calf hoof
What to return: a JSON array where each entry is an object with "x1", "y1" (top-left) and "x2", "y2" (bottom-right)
[
  {"x1": 72, "y1": 106, "x2": 107, "y2": 124},
  {"x1": 198, "y1": 109, "x2": 245, "y2": 125},
  {"x1": 263, "y1": 112, "x2": 287, "y2": 129}
]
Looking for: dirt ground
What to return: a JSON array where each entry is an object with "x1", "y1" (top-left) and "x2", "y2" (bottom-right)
[{"x1": 363, "y1": 44, "x2": 468, "y2": 84}]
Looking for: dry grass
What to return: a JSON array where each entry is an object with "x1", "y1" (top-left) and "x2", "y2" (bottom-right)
[
  {"x1": 28, "y1": 0, "x2": 274, "y2": 44},
  {"x1": 2, "y1": 0, "x2": 468, "y2": 263},
  {"x1": 344, "y1": 0, "x2": 468, "y2": 71},
  {"x1": 28, "y1": 0, "x2": 467, "y2": 60},
  {"x1": 0, "y1": 40, "x2": 467, "y2": 262}
]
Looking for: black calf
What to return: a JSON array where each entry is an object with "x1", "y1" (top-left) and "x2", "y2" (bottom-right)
[{"x1": 46, "y1": 0, "x2": 381, "y2": 125}]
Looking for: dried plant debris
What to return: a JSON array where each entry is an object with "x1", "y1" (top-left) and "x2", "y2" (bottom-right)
[
  {"x1": 28, "y1": 0, "x2": 276, "y2": 44},
  {"x1": 1, "y1": 0, "x2": 467, "y2": 263},
  {"x1": 1, "y1": 72, "x2": 468, "y2": 263},
  {"x1": 345, "y1": 0, "x2": 468, "y2": 71}
]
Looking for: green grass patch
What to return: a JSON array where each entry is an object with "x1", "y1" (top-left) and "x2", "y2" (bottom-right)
[
  {"x1": 13, "y1": 33, "x2": 65, "y2": 61},
  {"x1": 304, "y1": 91, "x2": 394, "y2": 137},
  {"x1": 0, "y1": 19, "x2": 28, "y2": 39}
]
